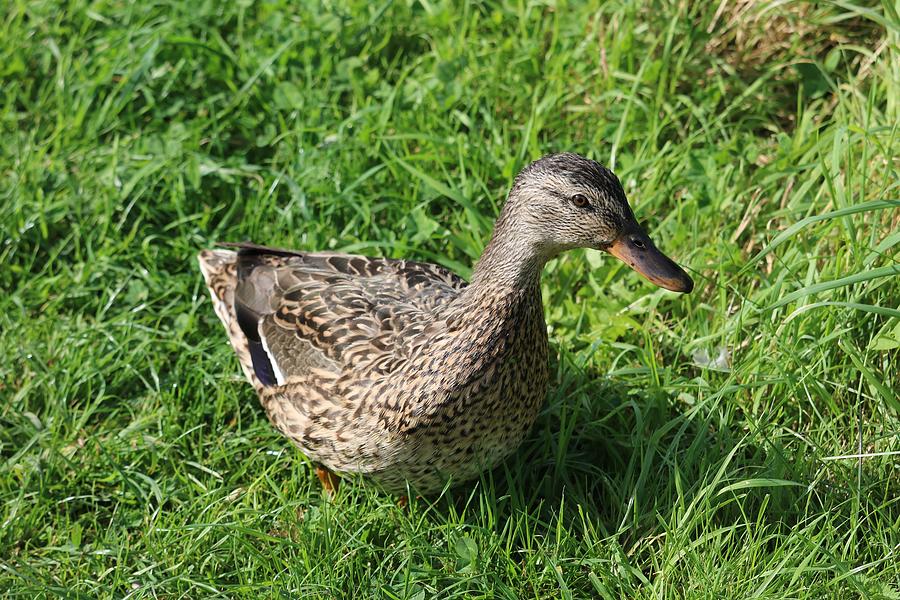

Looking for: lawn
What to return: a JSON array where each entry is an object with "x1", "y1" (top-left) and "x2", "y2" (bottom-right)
[{"x1": 2, "y1": 0, "x2": 899, "y2": 597}]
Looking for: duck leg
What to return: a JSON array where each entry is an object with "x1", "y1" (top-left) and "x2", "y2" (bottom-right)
[
  {"x1": 396, "y1": 495, "x2": 423, "y2": 509},
  {"x1": 315, "y1": 465, "x2": 340, "y2": 496}
]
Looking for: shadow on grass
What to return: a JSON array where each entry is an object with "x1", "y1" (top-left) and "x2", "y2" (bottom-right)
[{"x1": 421, "y1": 362, "x2": 898, "y2": 562}]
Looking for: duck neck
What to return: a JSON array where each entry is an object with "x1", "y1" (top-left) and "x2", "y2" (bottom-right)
[{"x1": 467, "y1": 217, "x2": 549, "y2": 301}]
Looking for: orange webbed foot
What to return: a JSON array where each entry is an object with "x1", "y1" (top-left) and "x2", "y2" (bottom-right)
[{"x1": 315, "y1": 465, "x2": 340, "y2": 497}]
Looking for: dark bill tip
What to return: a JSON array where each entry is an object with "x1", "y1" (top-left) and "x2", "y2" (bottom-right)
[{"x1": 606, "y1": 232, "x2": 693, "y2": 293}]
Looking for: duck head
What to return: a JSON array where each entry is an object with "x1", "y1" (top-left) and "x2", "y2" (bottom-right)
[{"x1": 499, "y1": 153, "x2": 693, "y2": 293}]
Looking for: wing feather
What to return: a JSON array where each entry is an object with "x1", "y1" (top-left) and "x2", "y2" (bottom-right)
[{"x1": 229, "y1": 243, "x2": 466, "y2": 385}]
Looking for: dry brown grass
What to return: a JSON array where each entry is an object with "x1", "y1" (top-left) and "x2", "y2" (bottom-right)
[{"x1": 704, "y1": 0, "x2": 880, "y2": 72}]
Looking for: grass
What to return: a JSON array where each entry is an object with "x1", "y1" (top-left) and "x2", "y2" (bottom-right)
[{"x1": 2, "y1": 0, "x2": 898, "y2": 597}]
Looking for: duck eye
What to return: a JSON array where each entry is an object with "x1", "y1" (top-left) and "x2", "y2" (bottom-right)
[{"x1": 571, "y1": 194, "x2": 589, "y2": 208}]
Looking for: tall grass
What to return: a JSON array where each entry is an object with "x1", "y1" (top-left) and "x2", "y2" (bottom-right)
[{"x1": 1, "y1": 0, "x2": 898, "y2": 597}]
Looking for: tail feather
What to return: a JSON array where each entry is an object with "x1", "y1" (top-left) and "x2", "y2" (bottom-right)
[{"x1": 198, "y1": 249, "x2": 264, "y2": 392}]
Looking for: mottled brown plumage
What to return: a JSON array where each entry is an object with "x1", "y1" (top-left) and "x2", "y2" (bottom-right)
[{"x1": 198, "y1": 153, "x2": 693, "y2": 494}]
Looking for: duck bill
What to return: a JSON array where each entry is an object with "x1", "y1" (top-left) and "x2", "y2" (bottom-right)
[{"x1": 606, "y1": 230, "x2": 694, "y2": 293}]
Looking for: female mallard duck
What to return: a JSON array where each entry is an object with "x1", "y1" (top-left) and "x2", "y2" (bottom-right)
[{"x1": 198, "y1": 153, "x2": 692, "y2": 495}]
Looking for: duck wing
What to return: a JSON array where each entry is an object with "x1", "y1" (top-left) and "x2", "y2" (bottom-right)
[{"x1": 225, "y1": 242, "x2": 467, "y2": 386}]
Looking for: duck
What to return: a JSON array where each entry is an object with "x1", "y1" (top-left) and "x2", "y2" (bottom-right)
[{"x1": 198, "y1": 153, "x2": 693, "y2": 496}]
